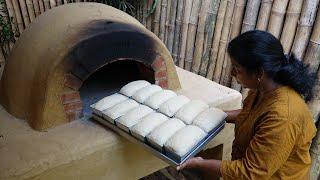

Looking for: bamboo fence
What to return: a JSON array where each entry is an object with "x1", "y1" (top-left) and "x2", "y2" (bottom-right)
[{"x1": 1, "y1": 0, "x2": 320, "y2": 178}]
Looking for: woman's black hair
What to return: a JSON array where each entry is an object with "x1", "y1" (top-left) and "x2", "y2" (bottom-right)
[{"x1": 227, "y1": 30, "x2": 316, "y2": 102}]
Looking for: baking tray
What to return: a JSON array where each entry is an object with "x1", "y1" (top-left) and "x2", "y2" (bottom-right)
[{"x1": 92, "y1": 113, "x2": 225, "y2": 166}]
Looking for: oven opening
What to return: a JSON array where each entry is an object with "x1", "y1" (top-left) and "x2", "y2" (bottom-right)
[{"x1": 79, "y1": 60, "x2": 155, "y2": 116}]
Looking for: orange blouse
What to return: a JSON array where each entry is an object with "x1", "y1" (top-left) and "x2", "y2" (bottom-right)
[{"x1": 220, "y1": 86, "x2": 317, "y2": 179}]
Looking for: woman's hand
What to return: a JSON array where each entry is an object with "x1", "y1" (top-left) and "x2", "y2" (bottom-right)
[
  {"x1": 177, "y1": 157, "x2": 204, "y2": 171},
  {"x1": 177, "y1": 157, "x2": 222, "y2": 179},
  {"x1": 225, "y1": 109, "x2": 242, "y2": 123}
]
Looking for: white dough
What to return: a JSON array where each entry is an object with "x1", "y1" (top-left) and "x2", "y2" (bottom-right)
[
  {"x1": 144, "y1": 90, "x2": 177, "y2": 109},
  {"x1": 91, "y1": 93, "x2": 128, "y2": 116},
  {"x1": 158, "y1": 95, "x2": 190, "y2": 117},
  {"x1": 146, "y1": 118, "x2": 185, "y2": 151},
  {"x1": 131, "y1": 112, "x2": 168, "y2": 141},
  {"x1": 192, "y1": 108, "x2": 227, "y2": 133},
  {"x1": 116, "y1": 105, "x2": 154, "y2": 132},
  {"x1": 102, "y1": 99, "x2": 139, "y2": 123},
  {"x1": 119, "y1": 80, "x2": 151, "y2": 97},
  {"x1": 132, "y1": 85, "x2": 162, "y2": 103},
  {"x1": 175, "y1": 100, "x2": 209, "y2": 124},
  {"x1": 164, "y1": 125, "x2": 207, "y2": 157}
]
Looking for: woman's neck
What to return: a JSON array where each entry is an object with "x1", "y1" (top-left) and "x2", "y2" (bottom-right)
[{"x1": 258, "y1": 80, "x2": 283, "y2": 98}]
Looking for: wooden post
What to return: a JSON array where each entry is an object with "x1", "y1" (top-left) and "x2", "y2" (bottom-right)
[
  {"x1": 280, "y1": 0, "x2": 304, "y2": 53},
  {"x1": 32, "y1": 0, "x2": 41, "y2": 16},
  {"x1": 164, "y1": 0, "x2": 171, "y2": 45},
  {"x1": 185, "y1": 0, "x2": 202, "y2": 71},
  {"x1": 38, "y1": 0, "x2": 45, "y2": 13},
  {"x1": 256, "y1": 0, "x2": 273, "y2": 30},
  {"x1": 291, "y1": 0, "x2": 320, "y2": 60},
  {"x1": 178, "y1": 0, "x2": 193, "y2": 68},
  {"x1": 206, "y1": 0, "x2": 228, "y2": 80},
  {"x1": 199, "y1": 0, "x2": 219, "y2": 77}
]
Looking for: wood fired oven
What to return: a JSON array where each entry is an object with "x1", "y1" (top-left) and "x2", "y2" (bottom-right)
[{"x1": 0, "y1": 3, "x2": 181, "y2": 130}]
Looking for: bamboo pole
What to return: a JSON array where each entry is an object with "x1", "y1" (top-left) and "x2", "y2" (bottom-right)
[
  {"x1": 241, "y1": 0, "x2": 260, "y2": 32},
  {"x1": 26, "y1": 0, "x2": 35, "y2": 22},
  {"x1": 0, "y1": 50, "x2": 5, "y2": 79},
  {"x1": 267, "y1": 0, "x2": 289, "y2": 38},
  {"x1": 191, "y1": 0, "x2": 211, "y2": 74},
  {"x1": 153, "y1": 0, "x2": 162, "y2": 36},
  {"x1": 280, "y1": 0, "x2": 304, "y2": 53},
  {"x1": 56, "y1": 0, "x2": 62, "y2": 5},
  {"x1": 142, "y1": 0, "x2": 148, "y2": 26},
  {"x1": 38, "y1": 0, "x2": 45, "y2": 13},
  {"x1": 43, "y1": 0, "x2": 51, "y2": 11},
  {"x1": 232, "y1": 0, "x2": 261, "y2": 92},
  {"x1": 212, "y1": 0, "x2": 235, "y2": 83},
  {"x1": 206, "y1": 0, "x2": 228, "y2": 80},
  {"x1": 164, "y1": 0, "x2": 171, "y2": 45},
  {"x1": 223, "y1": 0, "x2": 247, "y2": 89},
  {"x1": 11, "y1": 0, "x2": 24, "y2": 33},
  {"x1": 166, "y1": 0, "x2": 178, "y2": 54},
  {"x1": 199, "y1": 0, "x2": 219, "y2": 77},
  {"x1": 5, "y1": 0, "x2": 19, "y2": 38},
  {"x1": 184, "y1": 0, "x2": 202, "y2": 71},
  {"x1": 18, "y1": 0, "x2": 30, "y2": 27},
  {"x1": 256, "y1": 0, "x2": 273, "y2": 30},
  {"x1": 32, "y1": 0, "x2": 41, "y2": 16},
  {"x1": 159, "y1": 0, "x2": 167, "y2": 41},
  {"x1": 63, "y1": 0, "x2": 67, "y2": 4},
  {"x1": 178, "y1": 0, "x2": 193, "y2": 68},
  {"x1": 146, "y1": 0, "x2": 153, "y2": 30},
  {"x1": 291, "y1": 0, "x2": 320, "y2": 60},
  {"x1": 172, "y1": 0, "x2": 184, "y2": 64},
  {"x1": 304, "y1": 11, "x2": 320, "y2": 73},
  {"x1": 310, "y1": 121, "x2": 320, "y2": 179},
  {"x1": 50, "y1": 0, "x2": 57, "y2": 8}
]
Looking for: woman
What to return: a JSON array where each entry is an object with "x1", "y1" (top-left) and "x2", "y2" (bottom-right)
[{"x1": 177, "y1": 30, "x2": 317, "y2": 179}]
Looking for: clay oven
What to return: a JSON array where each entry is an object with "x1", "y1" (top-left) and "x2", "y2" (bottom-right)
[{"x1": 0, "y1": 3, "x2": 181, "y2": 130}]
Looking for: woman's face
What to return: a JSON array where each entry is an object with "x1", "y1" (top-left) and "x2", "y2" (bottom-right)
[{"x1": 230, "y1": 58, "x2": 259, "y2": 89}]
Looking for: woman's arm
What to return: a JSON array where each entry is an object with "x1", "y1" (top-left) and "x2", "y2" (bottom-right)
[{"x1": 225, "y1": 109, "x2": 242, "y2": 123}]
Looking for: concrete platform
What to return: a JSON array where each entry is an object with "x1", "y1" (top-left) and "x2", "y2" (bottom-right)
[{"x1": 0, "y1": 67, "x2": 242, "y2": 180}]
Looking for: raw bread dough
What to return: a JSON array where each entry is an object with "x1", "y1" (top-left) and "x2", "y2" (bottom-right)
[
  {"x1": 144, "y1": 90, "x2": 177, "y2": 109},
  {"x1": 131, "y1": 112, "x2": 168, "y2": 141},
  {"x1": 132, "y1": 85, "x2": 162, "y2": 103},
  {"x1": 102, "y1": 99, "x2": 139, "y2": 123},
  {"x1": 116, "y1": 105, "x2": 154, "y2": 132},
  {"x1": 158, "y1": 95, "x2": 190, "y2": 117},
  {"x1": 164, "y1": 125, "x2": 206, "y2": 157},
  {"x1": 119, "y1": 80, "x2": 151, "y2": 97},
  {"x1": 91, "y1": 93, "x2": 128, "y2": 116},
  {"x1": 175, "y1": 100, "x2": 209, "y2": 124},
  {"x1": 192, "y1": 108, "x2": 227, "y2": 133},
  {"x1": 146, "y1": 118, "x2": 185, "y2": 151}
]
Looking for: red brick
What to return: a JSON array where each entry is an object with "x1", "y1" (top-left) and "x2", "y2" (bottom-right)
[
  {"x1": 155, "y1": 69, "x2": 167, "y2": 79},
  {"x1": 158, "y1": 79, "x2": 168, "y2": 89},
  {"x1": 61, "y1": 91, "x2": 81, "y2": 104},
  {"x1": 63, "y1": 101, "x2": 82, "y2": 113},
  {"x1": 66, "y1": 110, "x2": 83, "y2": 122},
  {"x1": 64, "y1": 73, "x2": 83, "y2": 90},
  {"x1": 152, "y1": 56, "x2": 165, "y2": 70}
]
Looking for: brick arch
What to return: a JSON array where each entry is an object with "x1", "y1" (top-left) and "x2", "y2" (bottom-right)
[{"x1": 61, "y1": 56, "x2": 168, "y2": 121}]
